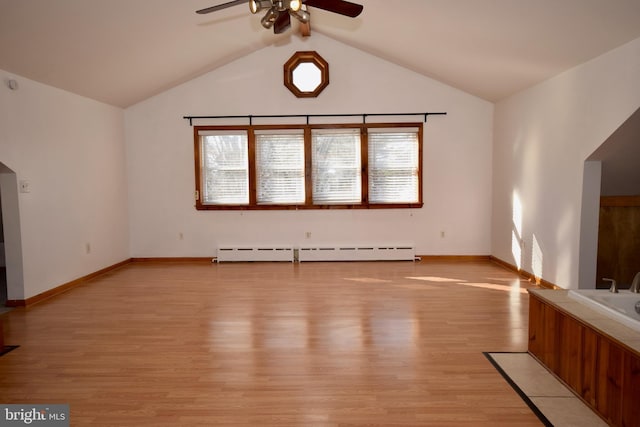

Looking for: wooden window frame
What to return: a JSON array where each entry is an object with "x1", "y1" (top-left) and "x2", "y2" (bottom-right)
[
  {"x1": 283, "y1": 51, "x2": 329, "y2": 98},
  {"x1": 194, "y1": 122, "x2": 424, "y2": 210}
]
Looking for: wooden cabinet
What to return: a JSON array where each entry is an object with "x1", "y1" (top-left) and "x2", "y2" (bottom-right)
[
  {"x1": 596, "y1": 338, "x2": 623, "y2": 425},
  {"x1": 528, "y1": 294, "x2": 558, "y2": 371},
  {"x1": 557, "y1": 311, "x2": 585, "y2": 391},
  {"x1": 580, "y1": 326, "x2": 598, "y2": 407},
  {"x1": 528, "y1": 292, "x2": 640, "y2": 427},
  {"x1": 622, "y1": 353, "x2": 640, "y2": 427}
]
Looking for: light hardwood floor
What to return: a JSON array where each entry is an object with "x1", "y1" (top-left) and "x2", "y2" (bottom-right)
[{"x1": 0, "y1": 260, "x2": 544, "y2": 426}]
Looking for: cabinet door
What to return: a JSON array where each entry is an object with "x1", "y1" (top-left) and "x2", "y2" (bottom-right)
[
  {"x1": 557, "y1": 312, "x2": 582, "y2": 390},
  {"x1": 528, "y1": 294, "x2": 558, "y2": 370},
  {"x1": 580, "y1": 326, "x2": 598, "y2": 407},
  {"x1": 622, "y1": 349, "x2": 640, "y2": 427},
  {"x1": 528, "y1": 294, "x2": 545, "y2": 358},
  {"x1": 596, "y1": 338, "x2": 623, "y2": 426}
]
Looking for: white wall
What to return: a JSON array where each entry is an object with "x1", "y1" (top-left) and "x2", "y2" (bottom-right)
[
  {"x1": 0, "y1": 71, "x2": 129, "y2": 299},
  {"x1": 492, "y1": 37, "x2": 640, "y2": 289},
  {"x1": 125, "y1": 34, "x2": 494, "y2": 258}
]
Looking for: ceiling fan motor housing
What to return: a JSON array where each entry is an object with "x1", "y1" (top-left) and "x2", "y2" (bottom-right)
[{"x1": 198, "y1": 0, "x2": 363, "y2": 34}]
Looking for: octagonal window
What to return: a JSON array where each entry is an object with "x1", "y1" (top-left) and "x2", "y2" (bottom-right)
[{"x1": 284, "y1": 51, "x2": 329, "y2": 98}]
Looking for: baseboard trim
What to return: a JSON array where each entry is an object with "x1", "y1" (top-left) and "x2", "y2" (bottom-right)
[
  {"x1": 4, "y1": 255, "x2": 553, "y2": 308},
  {"x1": 6, "y1": 259, "x2": 133, "y2": 308},
  {"x1": 131, "y1": 257, "x2": 214, "y2": 263},
  {"x1": 417, "y1": 255, "x2": 491, "y2": 262},
  {"x1": 133, "y1": 256, "x2": 490, "y2": 264},
  {"x1": 489, "y1": 256, "x2": 558, "y2": 289}
]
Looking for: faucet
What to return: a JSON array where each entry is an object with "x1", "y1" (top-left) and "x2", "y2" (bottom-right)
[
  {"x1": 603, "y1": 278, "x2": 618, "y2": 293},
  {"x1": 630, "y1": 272, "x2": 640, "y2": 293}
]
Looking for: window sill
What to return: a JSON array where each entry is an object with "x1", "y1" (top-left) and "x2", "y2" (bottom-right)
[{"x1": 195, "y1": 202, "x2": 424, "y2": 211}]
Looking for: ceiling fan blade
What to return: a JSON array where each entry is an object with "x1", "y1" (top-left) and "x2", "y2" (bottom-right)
[
  {"x1": 303, "y1": 0, "x2": 363, "y2": 18},
  {"x1": 196, "y1": 0, "x2": 249, "y2": 14},
  {"x1": 274, "y1": 12, "x2": 291, "y2": 34}
]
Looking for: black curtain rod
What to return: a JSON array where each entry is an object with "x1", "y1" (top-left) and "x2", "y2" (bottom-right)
[{"x1": 183, "y1": 112, "x2": 446, "y2": 126}]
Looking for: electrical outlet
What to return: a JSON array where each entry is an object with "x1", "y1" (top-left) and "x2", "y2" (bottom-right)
[{"x1": 305, "y1": 232, "x2": 312, "y2": 239}]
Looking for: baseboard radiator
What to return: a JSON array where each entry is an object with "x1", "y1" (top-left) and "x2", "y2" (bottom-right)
[
  {"x1": 298, "y1": 245, "x2": 415, "y2": 262},
  {"x1": 216, "y1": 245, "x2": 415, "y2": 262},
  {"x1": 216, "y1": 246, "x2": 294, "y2": 262}
]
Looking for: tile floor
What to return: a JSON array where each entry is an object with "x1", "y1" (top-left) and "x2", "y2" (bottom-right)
[{"x1": 486, "y1": 352, "x2": 608, "y2": 427}]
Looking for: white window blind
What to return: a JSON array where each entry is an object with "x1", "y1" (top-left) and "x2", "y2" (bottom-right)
[
  {"x1": 255, "y1": 130, "x2": 305, "y2": 205},
  {"x1": 200, "y1": 131, "x2": 249, "y2": 205},
  {"x1": 311, "y1": 129, "x2": 362, "y2": 204},
  {"x1": 368, "y1": 128, "x2": 420, "y2": 204}
]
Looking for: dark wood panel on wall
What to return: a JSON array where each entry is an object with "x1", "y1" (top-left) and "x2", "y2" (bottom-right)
[{"x1": 596, "y1": 196, "x2": 640, "y2": 288}]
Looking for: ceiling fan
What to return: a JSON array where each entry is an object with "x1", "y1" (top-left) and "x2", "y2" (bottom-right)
[{"x1": 196, "y1": 0, "x2": 364, "y2": 35}]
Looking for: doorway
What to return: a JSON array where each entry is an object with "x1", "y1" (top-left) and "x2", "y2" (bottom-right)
[
  {"x1": 0, "y1": 161, "x2": 25, "y2": 307},
  {"x1": 0, "y1": 189, "x2": 6, "y2": 306},
  {"x1": 579, "y1": 107, "x2": 640, "y2": 289}
]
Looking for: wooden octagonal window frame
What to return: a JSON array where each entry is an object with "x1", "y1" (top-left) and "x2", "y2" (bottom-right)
[{"x1": 283, "y1": 51, "x2": 329, "y2": 98}]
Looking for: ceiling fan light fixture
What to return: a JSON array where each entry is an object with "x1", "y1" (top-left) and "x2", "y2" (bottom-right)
[
  {"x1": 249, "y1": 0, "x2": 272, "y2": 14},
  {"x1": 288, "y1": 0, "x2": 302, "y2": 12},
  {"x1": 260, "y1": 7, "x2": 279, "y2": 28},
  {"x1": 291, "y1": 8, "x2": 310, "y2": 23},
  {"x1": 196, "y1": 0, "x2": 363, "y2": 34}
]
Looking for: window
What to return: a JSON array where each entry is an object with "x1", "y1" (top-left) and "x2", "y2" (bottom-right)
[
  {"x1": 283, "y1": 51, "x2": 330, "y2": 98},
  {"x1": 255, "y1": 130, "x2": 305, "y2": 205},
  {"x1": 194, "y1": 123, "x2": 423, "y2": 210},
  {"x1": 311, "y1": 128, "x2": 361, "y2": 204},
  {"x1": 199, "y1": 130, "x2": 249, "y2": 205},
  {"x1": 368, "y1": 128, "x2": 420, "y2": 204}
]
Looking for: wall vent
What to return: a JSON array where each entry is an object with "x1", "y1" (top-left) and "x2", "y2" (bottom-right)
[
  {"x1": 216, "y1": 245, "x2": 414, "y2": 262},
  {"x1": 298, "y1": 245, "x2": 414, "y2": 262}
]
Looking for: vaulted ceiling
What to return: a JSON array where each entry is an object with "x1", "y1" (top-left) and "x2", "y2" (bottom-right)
[{"x1": 1, "y1": 0, "x2": 640, "y2": 108}]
